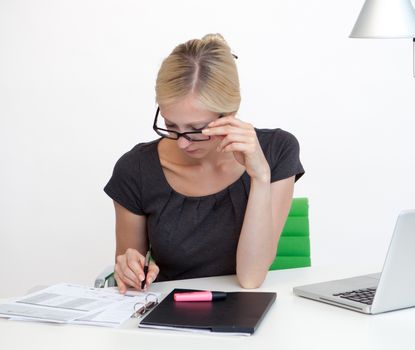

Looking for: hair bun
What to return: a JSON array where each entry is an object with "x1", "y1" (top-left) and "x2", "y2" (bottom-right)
[{"x1": 201, "y1": 33, "x2": 228, "y2": 46}]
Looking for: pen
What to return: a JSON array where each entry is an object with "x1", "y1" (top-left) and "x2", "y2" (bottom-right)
[
  {"x1": 174, "y1": 291, "x2": 227, "y2": 302},
  {"x1": 141, "y1": 251, "x2": 150, "y2": 290}
]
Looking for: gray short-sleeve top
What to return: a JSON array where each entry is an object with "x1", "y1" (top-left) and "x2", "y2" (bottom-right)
[{"x1": 104, "y1": 128, "x2": 304, "y2": 282}]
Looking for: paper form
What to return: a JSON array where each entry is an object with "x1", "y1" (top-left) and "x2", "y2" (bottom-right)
[{"x1": 0, "y1": 283, "x2": 161, "y2": 327}]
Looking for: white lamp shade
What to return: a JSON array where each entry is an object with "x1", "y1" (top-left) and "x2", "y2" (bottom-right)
[{"x1": 350, "y1": 0, "x2": 415, "y2": 38}]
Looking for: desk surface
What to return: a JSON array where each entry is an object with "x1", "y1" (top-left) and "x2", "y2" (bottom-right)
[{"x1": 1, "y1": 265, "x2": 415, "y2": 350}]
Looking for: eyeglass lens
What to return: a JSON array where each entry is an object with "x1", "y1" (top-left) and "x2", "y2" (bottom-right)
[{"x1": 155, "y1": 117, "x2": 210, "y2": 141}]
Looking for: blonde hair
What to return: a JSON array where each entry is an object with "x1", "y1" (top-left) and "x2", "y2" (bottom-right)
[{"x1": 155, "y1": 34, "x2": 240, "y2": 114}]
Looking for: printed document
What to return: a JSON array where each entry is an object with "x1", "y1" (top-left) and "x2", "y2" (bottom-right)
[{"x1": 0, "y1": 283, "x2": 161, "y2": 327}]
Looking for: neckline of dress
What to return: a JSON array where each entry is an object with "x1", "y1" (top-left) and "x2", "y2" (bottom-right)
[{"x1": 153, "y1": 138, "x2": 247, "y2": 200}]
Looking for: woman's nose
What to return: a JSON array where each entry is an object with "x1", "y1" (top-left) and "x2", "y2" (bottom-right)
[{"x1": 176, "y1": 136, "x2": 192, "y2": 149}]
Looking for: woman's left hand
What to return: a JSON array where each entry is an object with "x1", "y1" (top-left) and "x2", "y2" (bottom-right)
[{"x1": 202, "y1": 116, "x2": 270, "y2": 182}]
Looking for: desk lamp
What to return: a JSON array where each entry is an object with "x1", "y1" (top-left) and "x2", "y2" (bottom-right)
[{"x1": 350, "y1": 0, "x2": 415, "y2": 77}]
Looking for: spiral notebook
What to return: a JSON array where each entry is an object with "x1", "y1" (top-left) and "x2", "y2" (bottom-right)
[{"x1": 139, "y1": 288, "x2": 276, "y2": 335}]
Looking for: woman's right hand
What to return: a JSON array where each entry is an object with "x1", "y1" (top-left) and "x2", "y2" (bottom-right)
[{"x1": 114, "y1": 248, "x2": 160, "y2": 294}]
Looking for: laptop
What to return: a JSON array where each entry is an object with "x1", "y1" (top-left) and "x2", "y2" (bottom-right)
[{"x1": 293, "y1": 210, "x2": 415, "y2": 314}]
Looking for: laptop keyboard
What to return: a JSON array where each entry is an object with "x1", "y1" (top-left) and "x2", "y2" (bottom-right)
[{"x1": 332, "y1": 288, "x2": 377, "y2": 305}]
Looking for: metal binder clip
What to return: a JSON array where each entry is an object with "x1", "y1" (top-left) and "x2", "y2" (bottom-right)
[{"x1": 131, "y1": 293, "x2": 159, "y2": 318}]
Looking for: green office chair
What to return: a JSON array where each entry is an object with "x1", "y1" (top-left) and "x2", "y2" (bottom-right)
[
  {"x1": 95, "y1": 197, "x2": 310, "y2": 287},
  {"x1": 269, "y1": 197, "x2": 311, "y2": 270}
]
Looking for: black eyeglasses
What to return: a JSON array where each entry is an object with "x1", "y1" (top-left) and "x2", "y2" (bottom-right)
[{"x1": 153, "y1": 107, "x2": 223, "y2": 142}]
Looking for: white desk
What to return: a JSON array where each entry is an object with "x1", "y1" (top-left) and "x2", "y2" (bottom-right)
[{"x1": 1, "y1": 265, "x2": 415, "y2": 350}]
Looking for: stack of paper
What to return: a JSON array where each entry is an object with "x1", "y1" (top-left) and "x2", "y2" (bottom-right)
[{"x1": 0, "y1": 283, "x2": 161, "y2": 328}]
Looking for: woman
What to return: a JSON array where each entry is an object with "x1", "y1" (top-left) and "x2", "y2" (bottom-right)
[{"x1": 104, "y1": 33, "x2": 304, "y2": 292}]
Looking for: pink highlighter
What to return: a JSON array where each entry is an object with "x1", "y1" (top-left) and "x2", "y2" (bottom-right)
[{"x1": 173, "y1": 291, "x2": 227, "y2": 302}]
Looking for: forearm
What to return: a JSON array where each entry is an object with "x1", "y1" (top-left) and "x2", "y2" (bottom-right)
[
  {"x1": 236, "y1": 178, "x2": 277, "y2": 288},
  {"x1": 115, "y1": 233, "x2": 148, "y2": 262}
]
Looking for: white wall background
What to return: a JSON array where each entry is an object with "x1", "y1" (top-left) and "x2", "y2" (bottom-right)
[{"x1": 1, "y1": 0, "x2": 414, "y2": 297}]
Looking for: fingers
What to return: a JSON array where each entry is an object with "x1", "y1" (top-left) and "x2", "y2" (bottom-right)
[
  {"x1": 203, "y1": 126, "x2": 246, "y2": 138},
  {"x1": 221, "y1": 142, "x2": 254, "y2": 154},
  {"x1": 207, "y1": 115, "x2": 252, "y2": 129},
  {"x1": 115, "y1": 249, "x2": 161, "y2": 292},
  {"x1": 201, "y1": 115, "x2": 258, "y2": 155},
  {"x1": 202, "y1": 117, "x2": 254, "y2": 138},
  {"x1": 115, "y1": 249, "x2": 145, "y2": 291},
  {"x1": 114, "y1": 259, "x2": 140, "y2": 290},
  {"x1": 216, "y1": 132, "x2": 257, "y2": 153},
  {"x1": 114, "y1": 271, "x2": 128, "y2": 294},
  {"x1": 126, "y1": 249, "x2": 146, "y2": 282}
]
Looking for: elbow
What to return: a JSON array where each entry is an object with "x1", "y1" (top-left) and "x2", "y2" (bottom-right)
[
  {"x1": 236, "y1": 270, "x2": 267, "y2": 289},
  {"x1": 236, "y1": 256, "x2": 274, "y2": 289},
  {"x1": 239, "y1": 280, "x2": 263, "y2": 289}
]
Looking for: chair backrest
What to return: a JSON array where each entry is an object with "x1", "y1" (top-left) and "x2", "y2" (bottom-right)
[{"x1": 269, "y1": 197, "x2": 311, "y2": 270}]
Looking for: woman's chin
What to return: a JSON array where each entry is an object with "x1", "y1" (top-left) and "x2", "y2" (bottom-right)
[{"x1": 183, "y1": 148, "x2": 204, "y2": 157}]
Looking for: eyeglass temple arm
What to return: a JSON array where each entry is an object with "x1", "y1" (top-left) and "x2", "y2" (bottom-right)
[{"x1": 153, "y1": 107, "x2": 160, "y2": 128}]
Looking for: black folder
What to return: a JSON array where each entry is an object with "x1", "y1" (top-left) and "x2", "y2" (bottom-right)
[{"x1": 139, "y1": 288, "x2": 276, "y2": 335}]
